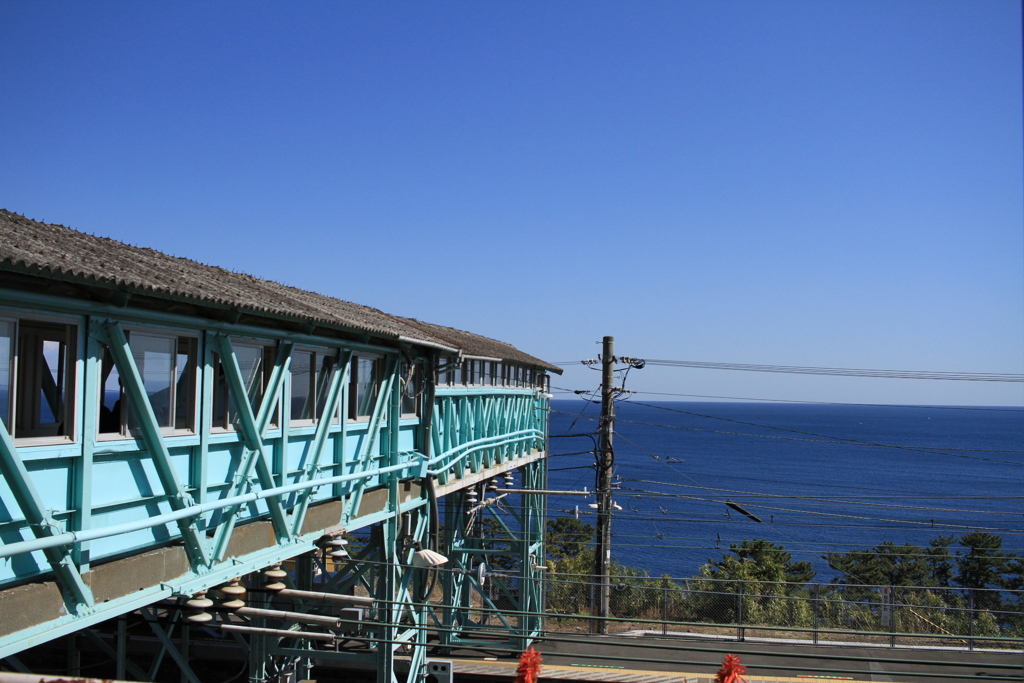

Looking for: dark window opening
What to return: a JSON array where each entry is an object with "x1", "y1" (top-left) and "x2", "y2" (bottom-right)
[{"x1": 4, "y1": 320, "x2": 77, "y2": 440}]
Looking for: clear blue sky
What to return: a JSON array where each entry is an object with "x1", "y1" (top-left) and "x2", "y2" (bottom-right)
[{"x1": 2, "y1": 1, "x2": 1021, "y2": 406}]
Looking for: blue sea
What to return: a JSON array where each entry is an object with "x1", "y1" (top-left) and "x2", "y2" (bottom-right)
[{"x1": 546, "y1": 400, "x2": 1024, "y2": 582}]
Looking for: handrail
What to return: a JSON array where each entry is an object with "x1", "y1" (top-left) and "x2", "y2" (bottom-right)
[
  {"x1": 1, "y1": 427, "x2": 546, "y2": 561},
  {"x1": 426, "y1": 428, "x2": 542, "y2": 475}
]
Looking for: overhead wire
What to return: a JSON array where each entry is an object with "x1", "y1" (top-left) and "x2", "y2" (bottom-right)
[{"x1": 556, "y1": 358, "x2": 1024, "y2": 382}]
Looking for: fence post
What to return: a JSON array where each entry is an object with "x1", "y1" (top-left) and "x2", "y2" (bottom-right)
[
  {"x1": 889, "y1": 587, "x2": 896, "y2": 649},
  {"x1": 736, "y1": 581, "x2": 744, "y2": 642},
  {"x1": 968, "y1": 589, "x2": 975, "y2": 651},
  {"x1": 812, "y1": 583, "x2": 819, "y2": 645},
  {"x1": 662, "y1": 578, "x2": 669, "y2": 636}
]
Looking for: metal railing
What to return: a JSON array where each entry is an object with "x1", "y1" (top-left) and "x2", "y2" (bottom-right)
[{"x1": 543, "y1": 571, "x2": 1024, "y2": 651}]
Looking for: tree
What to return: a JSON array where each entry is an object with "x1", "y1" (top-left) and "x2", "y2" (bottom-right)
[
  {"x1": 546, "y1": 516, "x2": 594, "y2": 561},
  {"x1": 827, "y1": 541, "x2": 939, "y2": 590},
  {"x1": 925, "y1": 536, "x2": 956, "y2": 587},
  {"x1": 955, "y1": 532, "x2": 1006, "y2": 591},
  {"x1": 707, "y1": 539, "x2": 815, "y2": 584}
]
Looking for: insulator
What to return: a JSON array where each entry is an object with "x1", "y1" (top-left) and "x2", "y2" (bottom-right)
[
  {"x1": 329, "y1": 548, "x2": 349, "y2": 558},
  {"x1": 486, "y1": 478, "x2": 498, "y2": 491},
  {"x1": 186, "y1": 591, "x2": 214, "y2": 622},
  {"x1": 503, "y1": 472, "x2": 514, "y2": 487},
  {"x1": 220, "y1": 579, "x2": 246, "y2": 609},
  {"x1": 186, "y1": 593, "x2": 214, "y2": 610},
  {"x1": 264, "y1": 565, "x2": 287, "y2": 580},
  {"x1": 264, "y1": 564, "x2": 287, "y2": 591}
]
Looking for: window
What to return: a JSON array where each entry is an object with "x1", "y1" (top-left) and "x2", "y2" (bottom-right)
[
  {"x1": 493, "y1": 362, "x2": 503, "y2": 387},
  {"x1": 350, "y1": 355, "x2": 383, "y2": 420},
  {"x1": 212, "y1": 341, "x2": 278, "y2": 430},
  {"x1": 436, "y1": 359, "x2": 449, "y2": 387},
  {"x1": 100, "y1": 331, "x2": 197, "y2": 437},
  {"x1": 482, "y1": 361, "x2": 492, "y2": 386},
  {"x1": 0, "y1": 321, "x2": 12, "y2": 430},
  {"x1": 0, "y1": 318, "x2": 77, "y2": 440},
  {"x1": 400, "y1": 362, "x2": 420, "y2": 416},
  {"x1": 291, "y1": 348, "x2": 340, "y2": 425}
]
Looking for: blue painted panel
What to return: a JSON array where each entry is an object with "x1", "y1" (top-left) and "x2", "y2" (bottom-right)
[{"x1": 23, "y1": 460, "x2": 72, "y2": 516}]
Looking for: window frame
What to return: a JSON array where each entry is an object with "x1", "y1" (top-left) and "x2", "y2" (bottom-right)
[
  {"x1": 98, "y1": 325, "x2": 199, "y2": 441},
  {"x1": 400, "y1": 361, "x2": 421, "y2": 418},
  {"x1": 0, "y1": 312, "x2": 79, "y2": 445},
  {"x1": 290, "y1": 345, "x2": 342, "y2": 427},
  {"x1": 211, "y1": 337, "x2": 280, "y2": 433},
  {"x1": 348, "y1": 353, "x2": 385, "y2": 422}
]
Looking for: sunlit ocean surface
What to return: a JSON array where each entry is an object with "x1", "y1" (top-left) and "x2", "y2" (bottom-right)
[{"x1": 546, "y1": 400, "x2": 1024, "y2": 581}]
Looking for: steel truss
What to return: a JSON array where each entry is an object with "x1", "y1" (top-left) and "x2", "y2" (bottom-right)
[{"x1": 0, "y1": 288, "x2": 551, "y2": 683}]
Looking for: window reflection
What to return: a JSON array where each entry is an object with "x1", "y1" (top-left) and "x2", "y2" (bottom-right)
[
  {"x1": 352, "y1": 356, "x2": 381, "y2": 420},
  {"x1": 0, "y1": 321, "x2": 13, "y2": 430},
  {"x1": 102, "y1": 332, "x2": 196, "y2": 437},
  {"x1": 15, "y1": 321, "x2": 75, "y2": 439}
]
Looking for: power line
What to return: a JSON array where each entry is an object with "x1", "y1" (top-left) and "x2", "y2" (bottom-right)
[
  {"x1": 567, "y1": 388, "x2": 1024, "y2": 412},
  {"x1": 555, "y1": 358, "x2": 1024, "y2": 382},
  {"x1": 619, "y1": 482, "x2": 1024, "y2": 515}
]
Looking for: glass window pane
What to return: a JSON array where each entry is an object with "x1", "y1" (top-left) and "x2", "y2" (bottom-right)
[
  {"x1": 401, "y1": 363, "x2": 418, "y2": 415},
  {"x1": 213, "y1": 355, "x2": 228, "y2": 429},
  {"x1": 99, "y1": 346, "x2": 122, "y2": 434},
  {"x1": 130, "y1": 333, "x2": 175, "y2": 428},
  {"x1": 314, "y1": 353, "x2": 337, "y2": 421},
  {"x1": 355, "y1": 357, "x2": 379, "y2": 418},
  {"x1": 175, "y1": 338, "x2": 197, "y2": 431},
  {"x1": 0, "y1": 321, "x2": 13, "y2": 429},
  {"x1": 16, "y1": 322, "x2": 75, "y2": 438},
  {"x1": 291, "y1": 351, "x2": 314, "y2": 421},
  {"x1": 228, "y1": 344, "x2": 264, "y2": 425}
]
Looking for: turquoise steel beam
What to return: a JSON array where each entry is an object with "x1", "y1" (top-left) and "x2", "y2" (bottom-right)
[
  {"x1": 377, "y1": 359, "x2": 403, "y2": 683},
  {"x1": 139, "y1": 606, "x2": 201, "y2": 683},
  {"x1": 345, "y1": 356, "x2": 397, "y2": 524},
  {"x1": 288, "y1": 349, "x2": 351, "y2": 537},
  {"x1": 0, "y1": 460, "x2": 419, "y2": 560},
  {"x1": 97, "y1": 320, "x2": 211, "y2": 569},
  {"x1": 0, "y1": 419, "x2": 93, "y2": 612},
  {"x1": 208, "y1": 334, "x2": 292, "y2": 554}
]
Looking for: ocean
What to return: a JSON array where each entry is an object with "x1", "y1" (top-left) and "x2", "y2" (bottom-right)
[{"x1": 546, "y1": 399, "x2": 1024, "y2": 581}]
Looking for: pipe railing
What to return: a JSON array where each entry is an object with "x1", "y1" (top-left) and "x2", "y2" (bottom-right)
[
  {"x1": 426, "y1": 428, "x2": 543, "y2": 476},
  {"x1": 0, "y1": 425, "x2": 547, "y2": 562}
]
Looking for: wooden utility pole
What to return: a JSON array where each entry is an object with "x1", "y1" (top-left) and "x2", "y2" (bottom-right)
[{"x1": 594, "y1": 335, "x2": 615, "y2": 634}]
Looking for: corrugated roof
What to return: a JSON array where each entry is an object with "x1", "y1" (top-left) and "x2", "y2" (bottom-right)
[
  {"x1": 399, "y1": 318, "x2": 561, "y2": 373},
  {"x1": 0, "y1": 209, "x2": 558, "y2": 372}
]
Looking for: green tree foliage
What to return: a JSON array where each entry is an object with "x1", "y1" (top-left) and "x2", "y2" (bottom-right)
[
  {"x1": 827, "y1": 541, "x2": 942, "y2": 593},
  {"x1": 706, "y1": 539, "x2": 816, "y2": 584},
  {"x1": 827, "y1": 533, "x2": 1020, "y2": 593},
  {"x1": 956, "y1": 532, "x2": 1006, "y2": 590},
  {"x1": 546, "y1": 516, "x2": 594, "y2": 560},
  {"x1": 474, "y1": 516, "x2": 519, "y2": 571}
]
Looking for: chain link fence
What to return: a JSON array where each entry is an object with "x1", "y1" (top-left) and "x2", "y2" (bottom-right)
[{"x1": 543, "y1": 571, "x2": 1024, "y2": 650}]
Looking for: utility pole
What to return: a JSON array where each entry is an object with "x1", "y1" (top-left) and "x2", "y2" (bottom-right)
[{"x1": 594, "y1": 336, "x2": 615, "y2": 634}]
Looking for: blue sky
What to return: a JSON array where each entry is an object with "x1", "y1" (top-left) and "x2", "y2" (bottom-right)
[{"x1": 2, "y1": 1, "x2": 1021, "y2": 405}]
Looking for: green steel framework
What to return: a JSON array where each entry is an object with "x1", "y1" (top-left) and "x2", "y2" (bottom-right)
[{"x1": 0, "y1": 286, "x2": 551, "y2": 683}]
